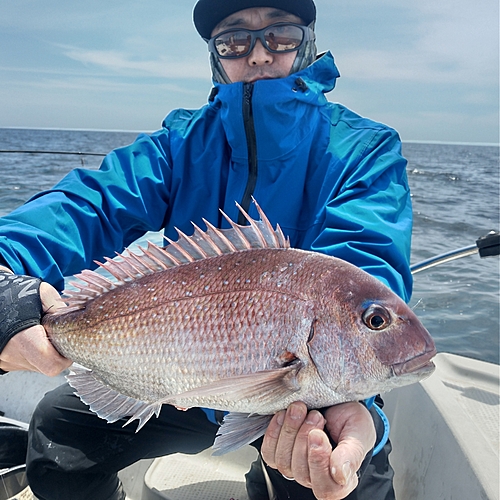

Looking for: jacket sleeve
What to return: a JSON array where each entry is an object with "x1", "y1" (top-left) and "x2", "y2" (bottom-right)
[
  {"x1": 308, "y1": 125, "x2": 413, "y2": 302},
  {"x1": 0, "y1": 131, "x2": 172, "y2": 291}
]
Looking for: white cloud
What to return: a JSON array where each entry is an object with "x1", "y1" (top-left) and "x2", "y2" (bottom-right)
[
  {"x1": 320, "y1": 0, "x2": 498, "y2": 87},
  {"x1": 19, "y1": 76, "x2": 200, "y2": 95},
  {"x1": 60, "y1": 46, "x2": 211, "y2": 80},
  {"x1": 335, "y1": 49, "x2": 449, "y2": 83}
]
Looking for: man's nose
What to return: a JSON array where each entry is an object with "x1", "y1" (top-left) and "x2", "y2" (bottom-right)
[{"x1": 247, "y1": 39, "x2": 273, "y2": 65}]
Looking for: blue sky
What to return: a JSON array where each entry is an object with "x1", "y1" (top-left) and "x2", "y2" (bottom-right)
[{"x1": 1, "y1": 0, "x2": 498, "y2": 144}]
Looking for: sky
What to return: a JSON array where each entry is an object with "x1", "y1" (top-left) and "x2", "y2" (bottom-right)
[{"x1": 0, "y1": 0, "x2": 498, "y2": 144}]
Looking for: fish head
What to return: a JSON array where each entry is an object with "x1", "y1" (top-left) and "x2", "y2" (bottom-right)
[
  {"x1": 308, "y1": 264, "x2": 436, "y2": 400},
  {"x1": 356, "y1": 297, "x2": 436, "y2": 380}
]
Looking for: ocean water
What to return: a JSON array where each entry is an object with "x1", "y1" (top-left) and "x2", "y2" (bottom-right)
[{"x1": 0, "y1": 128, "x2": 499, "y2": 364}]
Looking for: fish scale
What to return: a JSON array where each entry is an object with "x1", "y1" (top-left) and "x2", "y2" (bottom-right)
[
  {"x1": 43, "y1": 201, "x2": 436, "y2": 454},
  {"x1": 52, "y1": 251, "x2": 313, "y2": 395}
]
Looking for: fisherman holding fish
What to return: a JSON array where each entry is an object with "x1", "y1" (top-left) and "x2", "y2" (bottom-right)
[{"x1": 0, "y1": 1, "x2": 435, "y2": 499}]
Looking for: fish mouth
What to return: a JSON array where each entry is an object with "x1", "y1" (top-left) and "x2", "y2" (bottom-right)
[{"x1": 392, "y1": 347, "x2": 437, "y2": 377}]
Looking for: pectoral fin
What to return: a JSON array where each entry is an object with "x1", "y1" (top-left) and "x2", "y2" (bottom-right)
[{"x1": 163, "y1": 360, "x2": 303, "y2": 409}]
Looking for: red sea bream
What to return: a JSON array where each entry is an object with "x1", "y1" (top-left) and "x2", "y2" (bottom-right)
[{"x1": 43, "y1": 202, "x2": 436, "y2": 454}]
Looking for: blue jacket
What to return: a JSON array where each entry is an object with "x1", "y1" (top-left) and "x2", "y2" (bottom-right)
[{"x1": 0, "y1": 52, "x2": 413, "y2": 301}]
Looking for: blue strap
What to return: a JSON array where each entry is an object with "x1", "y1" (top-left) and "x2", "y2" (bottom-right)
[
  {"x1": 364, "y1": 396, "x2": 376, "y2": 409},
  {"x1": 372, "y1": 403, "x2": 390, "y2": 455},
  {"x1": 363, "y1": 397, "x2": 390, "y2": 456}
]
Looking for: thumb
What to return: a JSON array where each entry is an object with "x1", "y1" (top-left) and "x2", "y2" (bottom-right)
[
  {"x1": 40, "y1": 282, "x2": 67, "y2": 313},
  {"x1": 324, "y1": 402, "x2": 376, "y2": 486},
  {"x1": 330, "y1": 436, "x2": 368, "y2": 486}
]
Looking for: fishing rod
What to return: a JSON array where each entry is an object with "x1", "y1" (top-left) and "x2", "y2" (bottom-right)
[
  {"x1": 0, "y1": 149, "x2": 107, "y2": 166},
  {"x1": 0, "y1": 150, "x2": 106, "y2": 157},
  {"x1": 411, "y1": 230, "x2": 500, "y2": 274}
]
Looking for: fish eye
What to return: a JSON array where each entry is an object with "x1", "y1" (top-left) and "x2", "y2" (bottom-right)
[{"x1": 362, "y1": 305, "x2": 392, "y2": 331}]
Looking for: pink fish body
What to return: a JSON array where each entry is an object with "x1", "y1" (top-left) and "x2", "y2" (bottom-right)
[{"x1": 43, "y1": 202, "x2": 436, "y2": 454}]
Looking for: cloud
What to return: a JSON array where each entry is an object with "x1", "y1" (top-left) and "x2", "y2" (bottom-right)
[
  {"x1": 60, "y1": 46, "x2": 211, "y2": 80},
  {"x1": 335, "y1": 49, "x2": 449, "y2": 83},
  {"x1": 12, "y1": 76, "x2": 201, "y2": 95},
  {"x1": 322, "y1": 0, "x2": 498, "y2": 87}
]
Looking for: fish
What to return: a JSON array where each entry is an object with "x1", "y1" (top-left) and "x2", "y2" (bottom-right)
[{"x1": 43, "y1": 201, "x2": 436, "y2": 455}]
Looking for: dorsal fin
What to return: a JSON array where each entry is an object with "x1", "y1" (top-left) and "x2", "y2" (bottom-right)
[{"x1": 58, "y1": 200, "x2": 289, "y2": 311}]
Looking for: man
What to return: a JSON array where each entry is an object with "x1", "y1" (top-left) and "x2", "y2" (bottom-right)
[{"x1": 0, "y1": 1, "x2": 412, "y2": 498}]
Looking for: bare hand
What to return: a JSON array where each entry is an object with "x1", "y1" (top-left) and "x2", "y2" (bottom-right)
[
  {"x1": 261, "y1": 401, "x2": 376, "y2": 500},
  {"x1": 0, "y1": 282, "x2": 72, "y2": 376}
]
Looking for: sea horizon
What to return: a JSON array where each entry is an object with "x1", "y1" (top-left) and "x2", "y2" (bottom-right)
[{"x1": 1, "y1": 126, "x2": 499, "y2": 148}]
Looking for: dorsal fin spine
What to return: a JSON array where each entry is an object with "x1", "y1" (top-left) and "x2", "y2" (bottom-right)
[
  {"x1": 116, "y1": 251, "x2": 145, "y2": 280},
  {"x1": 276, "y1": 224, "x2": 289, "y2": 248},
  {"x1": 103, "y1": 256, "x2": 134, "y2": 281},
  {"x1": 192, "y1": 222, "x2": 223, "y2": 258},
  {"x1": 220, "y1": 211, "x2": 253, "y2": 250},
  {"x1": 79, "y1": 270, "x2": 115, "y2": 291},
  {"x1": 147, "y1": 242, "x2": 182, "y2": 267},
  {"x1": 253, "y1": 200, "x2": 280, "y2": 247},
  {"x1": 56, "y1": 202, "x2": 288, "y2": 312},
  {"x1": 163, "y1": 236, "x2": 197, "y2": 263},
  {"x1": 176, "y1": 228, "x2": 210, "y2": 259},
  {"x1": 205, "y1": 219, "x2": 239, "y2": 253},
  {"x1": 121, "y1": 252, "x2": 147, "y2": 277},
  {"x1": 199, "y1": 220, "x2": 225, "y2": 255},
  {"x1": 142, "y1": 244, "x2": 170, "y2": 270}
]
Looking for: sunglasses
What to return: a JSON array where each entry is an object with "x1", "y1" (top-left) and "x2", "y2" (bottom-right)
[{"x1": 208, "y1": 23, "x2": 315, "y2": 59}]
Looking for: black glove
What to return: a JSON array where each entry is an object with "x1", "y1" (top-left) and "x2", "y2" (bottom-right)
[{"x1": 0, "y1": 270, "x2": 43, "y2": 364}]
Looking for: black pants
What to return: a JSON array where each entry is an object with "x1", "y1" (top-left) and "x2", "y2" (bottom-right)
[{"x1": 27, "y1": 384, "x2": 395, "y2": 500}]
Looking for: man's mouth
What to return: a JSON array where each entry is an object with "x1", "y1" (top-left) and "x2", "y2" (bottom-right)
[{"x1": 246, "y1": 75, "x2": 273, "y2": 83}]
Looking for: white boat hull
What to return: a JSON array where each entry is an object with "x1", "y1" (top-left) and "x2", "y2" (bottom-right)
[{"x1": 384, "y1": 353, "x2": 499, "y2": 500}]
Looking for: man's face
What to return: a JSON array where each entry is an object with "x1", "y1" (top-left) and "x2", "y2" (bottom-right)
[{"x1": 210, "y1": 7, "x2": 303, "y2": 83}]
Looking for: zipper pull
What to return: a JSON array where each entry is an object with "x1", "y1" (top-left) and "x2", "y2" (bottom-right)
[{"x1": 292, "y1": 78, "x2": 309, "y2": 93}]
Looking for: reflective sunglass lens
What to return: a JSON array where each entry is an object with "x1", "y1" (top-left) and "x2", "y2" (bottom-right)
[
  {"x1": 215, "y1": 31, "x2": 252, "y2": 57},
  {"x1": 264, "y1": 25, "x2": 304, "y2": 51}
]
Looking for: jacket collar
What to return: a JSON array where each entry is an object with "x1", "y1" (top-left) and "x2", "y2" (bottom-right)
[
  {"x1": 210, "y1": 52, "x2": 341, "y2": 161},
  {"x1": 212, "y1": 51, "x2": 340, "y2": 98}
]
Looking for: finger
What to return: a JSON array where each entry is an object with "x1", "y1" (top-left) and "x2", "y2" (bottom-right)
[
  {"x1": 274, "y1": 402, "x2": 308, "y2": 476},
  {"x1": 308, "y1": 429, "x2": 358, "y2": 500},
  {"x1": 290, "y1": 410, "x2": 325, "y2": 487},
  {"x1": 24, "y1": 326, "x2": 73, "y2": 375},
  {"x1": 1, "y1": 326, "x2": 72, "y2": 376},
  {"x1": 330, "y1": 439, "x2": 367, "y2": 486},
  {"x1": 324, "y1": 402, "x2": 376, "y2": 486},
  {"x1": 261, "y1": 409, "x2": 285, "y2": 468},
  {"x1": 0, "y1": 358, "x2": 38, "y2": 373}
]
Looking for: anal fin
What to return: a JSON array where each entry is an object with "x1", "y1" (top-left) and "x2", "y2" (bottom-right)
[{"x1": 67, "y1": 365, "x2": 161, "y2": 431}]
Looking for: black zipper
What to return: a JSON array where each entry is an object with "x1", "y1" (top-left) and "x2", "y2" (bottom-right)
[{"x1": 238, "y1": 83, "x2": 258, "y2": 225}]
